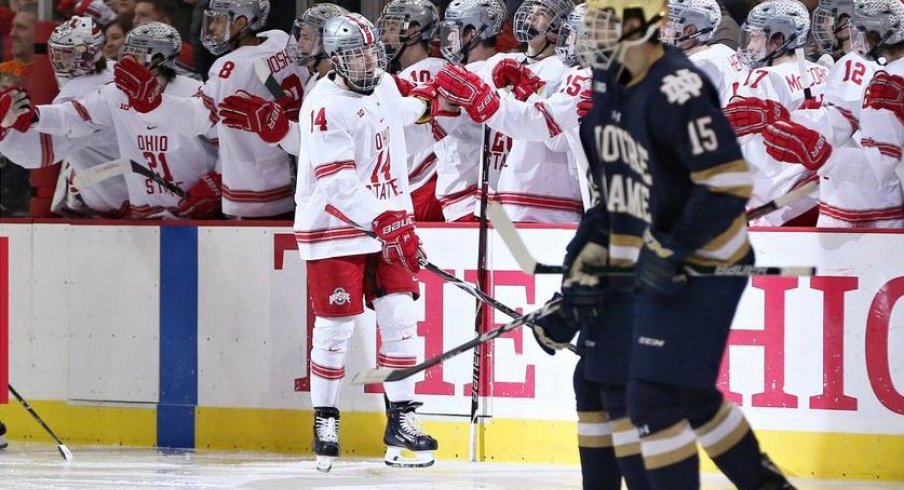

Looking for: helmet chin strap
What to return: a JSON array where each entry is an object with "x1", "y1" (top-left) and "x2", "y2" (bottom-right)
[
  {"x1": 455, "y1": 25, "x2": 489, "y2": 65},
  {"x1": 864, "y1": 30, "x2": 894, "y2": 62},
  {"x1": 758, "y1": 33, "x2": 798, "y2": 67},
  {"x1": 675, "y1": 27, "x2": 713, "y2": 45}
]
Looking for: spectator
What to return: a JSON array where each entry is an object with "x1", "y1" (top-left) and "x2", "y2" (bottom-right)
[
  {"x1": 102, "y1": 14, "x2": 131, "y2": 59},
  {"x1": 112, "y1": 0, "x2": 136, "y2": 17},
  {"x1": 132, "y1": 0, "x2": 196, "y2": 75},
  {"x1": 0, "y1": 2, "x2": 36, "y2": 77}
]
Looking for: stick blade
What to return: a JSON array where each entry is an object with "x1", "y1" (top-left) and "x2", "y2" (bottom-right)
[
  {"x1": 351, "y1": 367, "x2": 394, "y2": 385},
  {"x1": 485, "y1": 202, "x2": 540, "y2": 274},
  {"x1": 72, "y1": 159, "x2": 129, "y2": 188},
  {"x1": 780, "y1": 266, "x2": 817, "y2": 277},
  {"x1": 58, "y1": 444, "x2": 73, "y2": 461}
]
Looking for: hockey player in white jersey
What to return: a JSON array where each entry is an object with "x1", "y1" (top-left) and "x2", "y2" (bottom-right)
[
  {"x1": 481, "y1": 0, "x2": 581, "y2": 222},
  {"x1": 378, "y1": 0, "x2": 447, "y2": 222},
  {"x1": 263, "y1": 13, "x2": 437, "y2": 472},
  {"x1": 661, "y1": 0, "x2": 747, "y2": 106},
  {"x1": 14, "y1": 22, "x2": 220, "y2": 219},
  {"x1": 0, "y1": 16, "x2": 127, "y2": 217},
  {"x1": 289, "y1": 2, "x2": 348, "y2": 95},
  {"x1": 436, "y1": 3, "x2": 593, "y2": 208},
  {"x1": 112, "y1": 0, "x2": 306, "y2": 219},
  {"x1": 726, "y1": 0, "x2": 830, "y2": 226},
  {"x1": 763, "y1": 0, "x2": 904, "y2": 227},
  {"x1": 810, "y1": 0, "x2": 853, "y2": 63},
  {"x1": 432, "y1": 0, "x2": 508, "y2": 222}
]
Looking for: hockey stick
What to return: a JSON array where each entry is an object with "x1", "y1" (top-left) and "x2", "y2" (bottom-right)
[
  {"x1": 129, "y1": 160, "x2": 186, "y2": 198},
  {"x1": 71, "y1": 158, "x2": 130, "y2": 188},
  {"x1": 323, "y1": 204, "x2": 576, "y2": 351},
  {"x1": 747, "y1": 180, "x2": 819, "y2": 221},
  {"x1": 795, "y1": 48, "x2": 814, "y2": 101},
  {"x1": 8, "y1": 384, "x2": 72, "y2": 461},
  {"x1": 253, "y1": 58, "x2": 287, "y2": 99},
  {"x1": 352, "y1": 298, "x2": 562, "y2": 385},
  {"x1": 487, "y1": 202, "x2": 816, "y2": 278},
  {"x1": 469, "y1": 124, "x2": 492, "y2": 462}
]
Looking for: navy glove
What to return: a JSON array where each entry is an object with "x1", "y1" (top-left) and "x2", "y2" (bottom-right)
[
  {"x1": 636, "y1": 230, "x2": 691, "y2": 295},
  {"x1": 531, "y1": 294, "x2": 578, "y2": 355}
]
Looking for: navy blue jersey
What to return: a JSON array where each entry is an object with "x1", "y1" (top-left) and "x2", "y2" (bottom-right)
[{"x1": 580, "y1": 47, "x2": 753, "y2": 267}]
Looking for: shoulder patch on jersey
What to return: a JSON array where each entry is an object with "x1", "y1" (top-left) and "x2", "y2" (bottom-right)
[{"x1": 660, "y1": 69, "x2": 704, "y2": 105}]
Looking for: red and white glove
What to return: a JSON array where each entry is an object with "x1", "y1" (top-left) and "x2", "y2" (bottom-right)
[
  {"x1": 114, "y1": 56, "x2": 164, "y2": 113},
  {"x1": 724, "y1": 96, "x2": 790, "y2": 137},
  {"x1": 434, "y1": 63, "x2": 500, "y2": 124},
  {"x1": 0, "y1": 85, "x2": 35, "y2": 135},
  {"x1": 492, "y1": 58, "x2": 545, "y2": 101},
  {"x1": 798, "y1": 98, "x2": 823, "y2": 110},
  {"x1": 74, "y1": 0, "x2": 116, "y2": 25},
  {"x1": 864, "y1": 71, "x2": 904, "y2": 124},
  {"x1": 577, "y1": 87, "x2": 592, "y2": 119},
  {"x1": 178, "y1": 172, "x2": 222, "y2": 218},
  {"x1": 219, "y1": 90, "x2": 289, "y2": 144},
  {"x1": 392, "y1": 74, "x2": 416, "y2": 96},
  {"x1": 763, "y1": 120, "x2": 832, "y2": 171},
  {"x1": 372, "y1": 210, "x2": 423, "y2": 273}
]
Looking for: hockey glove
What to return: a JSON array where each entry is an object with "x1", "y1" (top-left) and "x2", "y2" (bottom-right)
[
  {"x1": 798, "y1": 98, "x2": 823, "y2": 111},
  {"x1": 0, "y1": 86, "x2": 35, "y2": 133},
  {"x1": 492, "y1": 58, "x2": 545, "y2": 101},
  {"x1": 763, "y1": 120, "x2": 832, "y2": 171},
  {"x1": 219, "y1": 90, "x2": 290, "y2": 144},
  {"x1": 74, "y1": 0, "x2": 116, "y2": 25},
  {"x1": 114, "y1": 56, "x2": 163, "y2": 113},
  {"x1": 435, "y1": 63, "x2": 500, "y2": 124},
  {"x1": 178, "y1": 172, "x2": 222, "y2": 219},
  {"x1": 724, "y1": 96, "x2": 790, "y2": 137},
  {"x1": 531, "y1": 293, "x2": 579, "y2": 355},
  {"x1": 373, "y1": 210, "x2": 424, "y2": 273},
  {"x1": 864, "y1": 71, "x2": 904, "y2": 124},
  {"x1": 577, "y1": 87, "x2": 592, "y2": 119},
  {"x1": 636, "y1": 230, "x2": 691, "y2": 295}
]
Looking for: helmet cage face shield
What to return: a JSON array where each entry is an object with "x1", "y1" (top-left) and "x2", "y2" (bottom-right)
[
  {"x1": 50, "y1": 43, "x2": 96, "y2": 77},
  {"x1": 201, "y1": 9, "x2": 235, "y2": 55},
  {"x1": 514, "y1": 3, "x2": 559, "y2": 43},
  {"x1": 582, "y1": 0, "x2": 665, "y2": 70},
  {"x1": 290, "y1": 19, "x2": 323, "y2": 65},
  {"x1": 661, "y1": 6, "x2": 715, "y2": 50},
  {"x1": 440, "y1": 20, "x2": 466, "y2": 63},
  {"x1": 738, "y1": 23, "x2": 769, "y2": 67},
  {"x1": 332, "y1": 42, "x2": 388, "y2": 92}
]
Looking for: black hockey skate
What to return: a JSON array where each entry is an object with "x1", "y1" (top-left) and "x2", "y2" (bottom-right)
[
  {"x1": 757, "y1": 453, "x2": 797, "y2": 490},
  {"x1": 312, "y1": 407, "x2": 340, "y2": 473},
  {"x1": 383, "y1": 401, "x2": 438, "y2": 468},
  {"x1": 0, "y1": 419, "x2": 7, "y2": 449}
]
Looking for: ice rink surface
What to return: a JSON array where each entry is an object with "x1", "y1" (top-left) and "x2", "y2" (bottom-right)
[{"x1": 0, "y1": 443, "x2": 899, "y2": 490}]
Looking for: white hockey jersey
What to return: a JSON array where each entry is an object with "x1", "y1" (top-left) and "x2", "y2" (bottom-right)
[
  {"x1": 129, "y1": 31, "x2": 309, "y2": 218},
  {"x1": 399, "y1": 57, "x2": 446, "y2": 192},
  {"x1": 735, "y1": 58, "x2": 831, "y2": 225},
  {"x1": 815, "y1": 57, "x2": 904, "y2": 227},
  {"x1": 34, "y1": 75, "x2": 219, "y2": 219},
  {"x1": 0, "y1": 68, "x2": 127, "y2": 214},
  {"x1": 478, "y1": 52, "x2": 581, "y2": 223},
  {"x1": 433, "y1": 59, "x2": 487, "y2": 222},
  {"x1": 687, "y1": 43, "x2": 746, "y2": 106},
  {"x1": 294, "y1": 73, "x2": 425, "y2": 260}
]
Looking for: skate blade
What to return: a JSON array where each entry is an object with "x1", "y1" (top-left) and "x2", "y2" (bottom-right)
[
  {"x1": 383, "y1": 447, "x2": 435, "y2": 468},
  {"x1": 315, "y1": 455, "x2": 335, "y2": 473}
]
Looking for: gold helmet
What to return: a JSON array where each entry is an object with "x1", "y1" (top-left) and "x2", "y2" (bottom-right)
[{"x1": 582, "y1": 0, "x2": 666, "y2": 70}]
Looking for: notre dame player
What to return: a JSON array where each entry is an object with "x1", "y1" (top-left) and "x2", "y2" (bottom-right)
[{"x1": 566, "y1": 1, "x2": 796, "y2": 489}]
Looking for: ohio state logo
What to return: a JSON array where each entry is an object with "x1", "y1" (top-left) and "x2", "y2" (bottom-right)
[{"x1": 328, "y1": 287, "x2": 351, "y2": 306}]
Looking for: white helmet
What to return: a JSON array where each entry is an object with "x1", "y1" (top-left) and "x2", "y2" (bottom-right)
[
  {"x1": 440, "y1": 0, "x2": 508, "y2": 64},
  {"x1": 323, "y1": 13, "x2": 388, "y2": 93},
  {"x1": 513, "y1": 0, "x2": 574, "y2": 44},
  {"x1": 582, "y1": 0, "x2": 666, "y2": 70},
  {"x1": 49, "y1": 16, "x2": 104, "y2": 80},
  {"x1": 555, "y1": 3, "x2": 589, "y2": 66},
  {"x1": 289, "y1": 3, "x2": 349, "y2": 66},
  {"x1": 811, "y1": 0, "x2": 853, "y2": 57},
  {"x1": 377, "y1": 0, "x2": 440, "y2": 61},
  {"x1": 739, "y1": 0, "x2": 810, "y2": 68},
  {"x1": 661, "y1": 0, "x2": 722, "y2": 49},
  {"x1": 119, "y1": 21, "x2": 181, "y2": 70},
  {"x1": 851, "y1": 0, "x2": 904, "y2": 59},
  {"x1": 201, "y1": 0, "x2": 270, "y2": 55}
]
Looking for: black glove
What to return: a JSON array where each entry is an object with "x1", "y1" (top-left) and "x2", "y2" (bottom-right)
[
  {"x1": 636, "y1": 229, "x2": 691, "y2": 295},
  {"x1": 531, "y1": 294, "x2": 578, "y2": 356}
]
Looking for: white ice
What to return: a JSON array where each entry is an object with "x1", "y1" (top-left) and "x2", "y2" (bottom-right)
[{"x1": 0, "y1": 443, "x2": 899, "y2": 490}]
